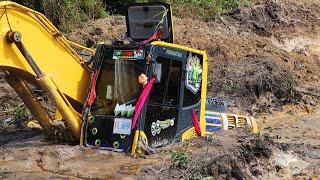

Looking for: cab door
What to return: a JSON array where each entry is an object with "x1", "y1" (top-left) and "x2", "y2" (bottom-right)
[
  {"x1": 176, "y1": 53, "x2": 204, "y2": 137},
  {"x1": 143, "y1": 46, "x2": 186, "y2": 148}
]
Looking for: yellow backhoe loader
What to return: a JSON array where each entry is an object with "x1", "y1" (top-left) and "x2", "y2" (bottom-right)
[{"x1": 0, "y1": 1, "x2": 257, "y2": 155}]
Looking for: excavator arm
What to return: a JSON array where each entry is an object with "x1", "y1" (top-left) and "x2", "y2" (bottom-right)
[{"x1": 0, "y1": 1, "x2": 93, "y2": 139}]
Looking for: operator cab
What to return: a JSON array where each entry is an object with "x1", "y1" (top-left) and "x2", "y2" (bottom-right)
[{"x1": 82, "y1": 3, "x2": 207, "y2": 153}]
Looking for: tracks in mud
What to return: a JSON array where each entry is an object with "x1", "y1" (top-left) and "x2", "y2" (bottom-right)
[{"x1": 35, "y1": 156, "x2": 89, "y2": 179}]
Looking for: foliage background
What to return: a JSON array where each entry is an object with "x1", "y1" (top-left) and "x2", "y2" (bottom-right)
[{"x1": 4, "y1": 0, "x2": 251, "y2": 31}]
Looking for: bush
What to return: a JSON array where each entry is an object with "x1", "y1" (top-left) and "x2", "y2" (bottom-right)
[
  {"x1": 103, "y1": 0, "x2": 134, "y2": 14},
  {"x1": 7, "y1": 0, "x2": 252, "y2": 30},
  {"x1": 104, "y1": 0, "x2": 251, "y2": 21},
  {"x1": 170, "y1": 150, "x2": 191, "y2": 168},
  {"x1": 7, "y1": 0, "x2": 45, "y2": 13},
  {"x1": 168, "y1": 0, "x2": 251, "y2": 20},
  {"x1": 43, "y1": 0, "x2": 108, "y2": 32},
  {"x1": 9, "y1": 104, "x2": 31, "y2": 127},
  {"x1": 4, "y1": 0, "x2": 108, "y2": 32}
]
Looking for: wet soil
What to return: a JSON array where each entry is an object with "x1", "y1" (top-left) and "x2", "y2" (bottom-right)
[{"x1": 1, "y1": 111, "x2": 319, "y2": 179}]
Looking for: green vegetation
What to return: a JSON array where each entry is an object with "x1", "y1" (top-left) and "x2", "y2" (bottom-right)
[
  {"x1": 43, "y1": 0, "x2": 108, "y2": 32},
  {"x1": 5, "y1": 0, "x2": 252, "y2": 31},
  {"x1": 104, "y1": 0, "x2": 132, "y2": 14},
  {"x1": 168, "y1": 0, "x2": 251, "y2": 21},
  {"x1": 9, "y1": 0, "x2": 45, "y2": 12},
  {"x1": 6, "y1": 0, "x2": 108, "y2": 32},
  {"x1": 9, "y1": 104, "x2": 31, "y2": 125},
  {"x1": 170, "y1": 150, "x2": 191, "y2": 168},
  {"x1": 166, "y1": 0, "x2": 251, "y2": 10},
  {"x1": 108, "y1": 0, "x2": 252, "y2": 20}
]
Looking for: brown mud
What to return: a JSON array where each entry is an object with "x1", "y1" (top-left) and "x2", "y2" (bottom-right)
[
  {"x1": 1, "y1": 0, "x2": 320, "y2": 179},
  {"x1": 1, "y1": 111, "x2": 320, "y2": 179}
]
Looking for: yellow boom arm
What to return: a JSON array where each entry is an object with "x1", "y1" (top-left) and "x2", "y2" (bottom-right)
[{"x1": 0, "y1": 1, "x2": 92, "y2": 139}]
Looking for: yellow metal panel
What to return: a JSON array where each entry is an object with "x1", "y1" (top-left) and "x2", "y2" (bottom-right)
[
  {"x1": 200, "y1": 52, "x2": 208, "y2": 136},
  {"x1": 54, "y1": 111, "x2": 63, "y2": 120},
  {"x1": 131, "y1": 130, "x2": 148, "y2": 157},
  {"x1": 0, "y1": 2, "x2": 90, "y2": 104},
  {"x1": 37, "y1": 74, "x2": 82, "y2": 138},
  {"x1": 249, "y1": 117, "x2": 259, "y2": 134},
  {"x1": 181, "y1": 127, "x2": 197, "y2": 141}
]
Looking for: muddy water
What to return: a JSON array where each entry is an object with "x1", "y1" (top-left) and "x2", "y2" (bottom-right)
[
  {"x1": 259, "y1": 109, "x2": 320, "y2": 179},
  {"x1": 260, "y1": 109, "x2": 320, "y2": 146},
  {"x1": 0, "y1": 109, "x2": 319, "y2": 179},
  {"x1": 0, "y1": 135, "x2": 161, "y2": 179}
]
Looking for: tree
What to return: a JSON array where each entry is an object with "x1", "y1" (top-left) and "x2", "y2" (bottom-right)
[
  {"x1": 103, "y1": 0, "x2": 135, "y2": 14},
  {"x1": 11, "y1": 0, "x2": 44, "y2": 13},
  {"x1": 33, "y1": 0, "x2": 44, "y2": 13}
]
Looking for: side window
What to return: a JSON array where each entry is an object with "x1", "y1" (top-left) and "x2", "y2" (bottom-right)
[
  {"x1": 183, "y1": 88, "x2": 201, "y2": 107},
  {"x1": 149, "y1": 56, "x2": 182, "y2": 107}
]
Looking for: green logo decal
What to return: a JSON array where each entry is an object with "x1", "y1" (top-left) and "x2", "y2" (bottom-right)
[
  {"x1": 186, "y1": 53, "x2": 202, "y2": 94},
  {"x1": 151, "y1": 118, "x2": 175, "y2": 136}
]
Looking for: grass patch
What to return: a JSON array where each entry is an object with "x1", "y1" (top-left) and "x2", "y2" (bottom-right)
[
  {"x1": 170, "y1": 150, "x2": 191, "y2": 168},
  {"x1": 6, "y1": 0, "x2": 253, "y2": 31},
  {"x1": 6, "y1": 0, "x2": 108, "y2": 32},
  {"x1": 43, "y1": 0, "x2": 108, "y2": 32},
  {"x1": 8, "y1": 104, "x2": 31, "y2": 126},
  {"x1": 105, "y1": 0, "x2": 252, "y2": 21},
  {"x1": 154, "y1": 0, "x2": 252, "y2": 20}
]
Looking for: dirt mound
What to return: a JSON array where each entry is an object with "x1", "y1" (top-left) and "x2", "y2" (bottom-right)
[
  {"x1": 67, "y1": 16, "x2": 126, "y2": 48},
  {"x1": 211, "y1": 55, "x2": 301, "y2": 114},
  {"x1": 191, "y1": 135, "x2": 274, "y2": 179},
  {"x1": 220, "y1": 0, "x2": 320, "y2": 36},
  {"x1": 138, "y1": 128, "x2": 318, "y2": 179},
  {"x1": 174, "y1": 0, "x2": 320, "y2": 114},
  {"x1": 137, "y1": 114, "x2": 320, "y2": 179}
]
